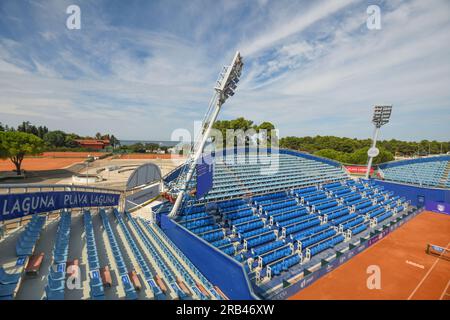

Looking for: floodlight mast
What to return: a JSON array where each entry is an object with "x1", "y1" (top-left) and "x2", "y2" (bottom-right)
[
  {"x1": 365, "y1": 105, "x2": 393, "y2": 179},
  {"x1": 168, "y1": 51, "x2": 243, "y2": 218}
]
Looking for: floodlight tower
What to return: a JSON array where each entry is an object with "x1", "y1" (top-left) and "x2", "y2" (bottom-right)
[
  {"x1": 365, "y1": 105, "x2": 393, "y2": 179},
  {"x1": 168, "y1": 51, "x2": 244, "y2": 218}
]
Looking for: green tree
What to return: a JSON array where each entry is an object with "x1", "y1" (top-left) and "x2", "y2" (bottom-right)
[
  {"x1": 0, "y1": 131, "x2": 44, "y2": 175},
  {"x1": 110, "y1": 135, "x2": 120, "y2": 149},
  {"x1": 43, "y1": 130, "x2": 67, "y2": 147},
  {"x1": 257, "y1": 122, "x2": 276, "y2": 146}
]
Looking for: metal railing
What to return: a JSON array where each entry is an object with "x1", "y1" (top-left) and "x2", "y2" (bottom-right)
[{"x1": 0, "y1": 183, "x2": 122, "y2": 194}]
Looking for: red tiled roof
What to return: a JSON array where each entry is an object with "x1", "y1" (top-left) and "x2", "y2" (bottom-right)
[{"x1": 75, "y1": 139, "x2": 110, "y2": 146}]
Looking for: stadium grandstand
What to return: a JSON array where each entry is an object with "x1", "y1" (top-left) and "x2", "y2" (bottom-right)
[
  {"x1": 0, "y1": 147, "x2": 420, "y2": 300},
  {"x1": 378, "y1": 155, "x2": 450, "y2": 188},
  {"x1": 160, "y1": 148, "x2": 416, "y2": 299},
  {"x1": 0, "y1": 185, "x2": 225, "y2": 300}
]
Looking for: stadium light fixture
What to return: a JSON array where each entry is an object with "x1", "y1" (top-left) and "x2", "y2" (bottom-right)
[
  {"x1": 168, "y1": 51, "x2": 244, "y2": 218},
  {"x1": 365, "y1": 105, "x2": 393, "y2": 179}
]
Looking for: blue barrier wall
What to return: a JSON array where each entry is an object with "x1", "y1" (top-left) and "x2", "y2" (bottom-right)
[
  {"x1": 373, "y1": 180, "x2": 450, "y2": 206},
  {"x1": 160, "y1": 214, "x2": 258, "y2": 300}
]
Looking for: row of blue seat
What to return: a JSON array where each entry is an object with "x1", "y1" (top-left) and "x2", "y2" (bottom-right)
[
  {"x1": 368, "y1": 208, "x2": 386, "y2": 219},
  {"x1": 140, "y1": 219, "x2": 208, "y2": 300},
  {"x1": 284, "y1": 218, "x2": 321, "y2": 235},
  {"x1": 0, "y1": 266, "x2": 21, "y2": 299},
  {"x1": 45, "y1": 211, "x2": 71, "y2": 300},
  {"x1": 268, "y1": 254, "x2": 301, "y2": 276},
  {"x1": 226, "y1": 208, "x2": 253, "y2": 220},
  {"x1": 190, "y1": 224, "x2": 221, "y2": 235},
  {"x1": 255, "y1": 196, "x2": 291, "y2": 207},
  {"x1": 324, "y1": 209, "x2": 350, "y2": 222},
  {"x1": 314, "y1": 200, "x2": 338, "y2": 211},
  {"x1": 265, "y1": 204, "x2": 306, "y2": 217},
  {"x1": 246, "y1": 232, "x2": 277, "y2": 250},
  {"x1": 308, "y1": 234, "x2": 344, "y2": 257},
  {"x1": 240, "y1": 226, "x2": 270, "y2": 239},
  {"x1": 231, "y1": 215, "x2": 259, "y2": 226},
  {"x1": 182, "y1": 204, "x2": 206, "y2": 214},
  {"x1": 260, "y1": 246, "x2": 292, "y2": 266},
  {"x1": 179, "y1": 212, "x2": 209, "y2": 221},
  {"x1": 300, "y1": 229, "x2": 336, "y2": 250},
  {"x1": 351, "y1": 223, "x2": 368, "y2": 235},
  {"x1": 201, "y1": 230, "x2": 224, "y2": 242},
  {"x1": 291, "y1": 224, "x2": 330, "y2": 241},
  {"x1": 211, "y1": 238, "x2": 230, "y2": 248},
  {"x1": 376, "y1": 211, "x2": 393, "y2": 224},
  {"x1": 253, "y1": 192, "x2": 286, "y2": 204},
  {"x1": 127, "y1": 217, "x2": 180, "y2": 298},
  {"x1": 83, "y1": 211, "x2": 104, "y2": 300},
  {"x1": 342, "y1": 217, "x2": 364, "y2": 230},
  {"x1": 252, "y1": 239, "x2": 284, "y2": 256},
  {"x1": 262, "y1": 199, "x2": 297, "y2": 213},
  {"x1": 114, "y1": 210, "x2": 165, "y2": 299},
  {"x1": 271, "y1": 209, "x2": 308, "y2": 224},
  {"x1": 331, "y1": 213, "x2": 358, "y2": 226},
  {"x1": 183, "y1": 217, "x2": 214, "y2": 230},
  {"x1": 100, "y1": 210, "x2": 137, "y2": 300},
  {"x1": 235, "y1": 220, "x2": 264, "y2": 233},
  {"x1": 16, "y1": 214, "x2": 46, "y2": 257},
  {"x1": 277, "y1": 214, "x2": 315, "y2": 228},
  {"x1": 292, "y1": 186, "x2": 317, "y2": 195}
]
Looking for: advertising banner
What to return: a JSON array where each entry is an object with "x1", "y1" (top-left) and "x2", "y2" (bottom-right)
[
  {"x1": 196, "y1": 154, "x2": 213, "y2": 199},
  {"x1": 425, "y1": 201, "x2": 450, "y2": 215},
  {"x1": 345, "y1": 165, "x2": 374, "y2": 175},
  {"x1": 0, "y1": 191, "x2": 120, "y2": 221}
]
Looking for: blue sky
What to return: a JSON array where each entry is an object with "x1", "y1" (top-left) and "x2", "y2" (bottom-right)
[{"x1": 0, "y1": 0, "x2": 449, "y2": 141}]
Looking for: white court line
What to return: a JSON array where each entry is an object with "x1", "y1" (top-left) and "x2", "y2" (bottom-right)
[
  {"x1": 407, "y1": 241, "x2": 450, "y2": 300},
  {"x1": 406, "y1": 260, "x2": 425, "y2": 269},
  {"x1": 439, "y1": 280, "x2": 450, "y2": 300}
]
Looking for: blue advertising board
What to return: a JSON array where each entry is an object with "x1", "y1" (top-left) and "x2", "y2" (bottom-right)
[
  {"x1": 0, "y1": 191, "x2": 120, "y2": 221},
  {"x1": 160, "y1": 214, "x2": 258, "y2": 300},
  {"x1": 196, "y1": 154, "x2": 213, "y2": 199},
  {"x1": 425, "y1": 201, "x2": 450, "y2": 215}
]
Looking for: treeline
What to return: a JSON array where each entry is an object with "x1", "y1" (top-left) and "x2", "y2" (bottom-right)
[
  {"x1": 314, "y1": 147, "x2": 394, "y2": 165},
  {"x1": 280, "y1": 136, "x2": 450, "y2": 165},
  {"x1": 211, "y1": 118, "x2": 449, "y2": 165},
  {"x1": 0, "y1": 121, "x2": 119, "y2": 151}
]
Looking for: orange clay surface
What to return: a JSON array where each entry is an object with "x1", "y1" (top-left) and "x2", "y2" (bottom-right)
[
  {"x1": 40, "y1": 152, "x2": 104, "y2": 158},
  {"x1": 0, "y1": 152, "x2": 104, "y2": 171},
  {"x1": 290, "y1": 211, "x2": 450, "y2": 300},
  {"x1": 116, "y1": 153, "x2": 186, "y2": 159}
]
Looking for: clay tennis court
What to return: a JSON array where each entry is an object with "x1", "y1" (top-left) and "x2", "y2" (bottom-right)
[
  {"x1": 0, "y1": 152, "x2": 105, "y2": 172},
  {"x1": 290, "y1": 211, "x2": 450, "y2": 300}
]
